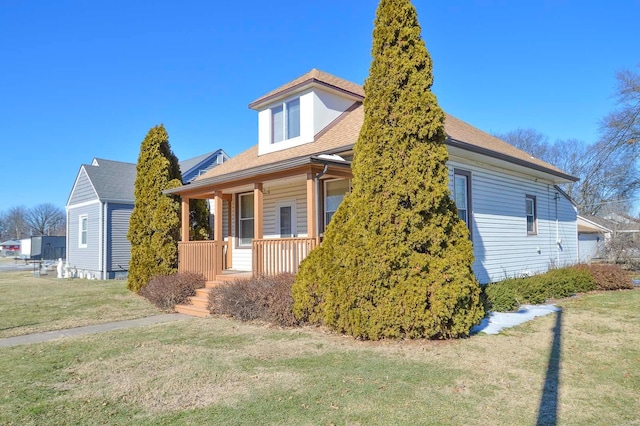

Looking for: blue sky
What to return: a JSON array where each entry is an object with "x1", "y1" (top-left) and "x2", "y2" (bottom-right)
[{"x1": 1, "y1": 0, "x2": 638, "y2": 211}]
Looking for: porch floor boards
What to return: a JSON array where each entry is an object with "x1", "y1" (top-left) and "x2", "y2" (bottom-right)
[{"x1": 174, "y1": 272, "x2": 252, "y2": 318}]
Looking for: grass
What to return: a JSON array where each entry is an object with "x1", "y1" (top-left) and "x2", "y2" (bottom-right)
[
  {"x1": 0, "y1": 271, "x2": 638, "y2": 425},
  {"x1": 0, "y1": 270, "x2": 160, "y2": 338}
]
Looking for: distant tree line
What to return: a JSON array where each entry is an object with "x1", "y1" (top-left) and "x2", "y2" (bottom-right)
[
  {"x1": 0, "y1": 203, "x2": 66, "y2": 241},
  {"x1": 494, "y1": 67, "x2": 640, "y2": 217}
]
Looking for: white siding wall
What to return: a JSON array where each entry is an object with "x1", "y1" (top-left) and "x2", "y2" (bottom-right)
[{"x1": 447, "y1": 158, "x2": 578, "y2": 283}]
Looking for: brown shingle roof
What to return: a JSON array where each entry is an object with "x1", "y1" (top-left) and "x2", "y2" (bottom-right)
[
  {"x1": 249, "y1": 69, "x2": 365, "y2": 110},
  {"x1": 195, "y1": 103, "x2": 362, "y2": 182},
  {"x1": 189, "y1": 71, "x2": 576, "y2": 190}
]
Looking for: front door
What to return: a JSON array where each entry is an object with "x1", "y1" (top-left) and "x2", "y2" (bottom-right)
[{"x1": 276, "y1": 200, "x2": 297, "y2": 238}]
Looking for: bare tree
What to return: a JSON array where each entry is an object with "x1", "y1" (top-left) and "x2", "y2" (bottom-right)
[
  {"x1": 4, "y1": 206, "x2": 30, "y2": 239},
  {"x1": 0, "y1": 211, "x2": 8, "y2": 241},
  {"x1": 25, "y1": 203, "x2": 65, "y2": 236},
  {"x1": 493, "y1": 128, "x2": 550, "y2": 160},
  {"x1": 601, "y1": 68, "x2": 640, "y2": 149}
]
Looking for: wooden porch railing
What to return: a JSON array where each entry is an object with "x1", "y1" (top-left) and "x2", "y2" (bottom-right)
[
  {"x1": 252, "y1": 237, "x2": 319, "y2": 276},
  {"x1": 178, "y1": 241, "x2": 227, "y2": 282}
]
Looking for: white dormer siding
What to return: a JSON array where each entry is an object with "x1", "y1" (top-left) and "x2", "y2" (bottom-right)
[{"x1": 257, "y1": 87, "x2": 356, "y2": 156}]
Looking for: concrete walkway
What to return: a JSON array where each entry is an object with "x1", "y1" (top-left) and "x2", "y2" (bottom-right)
[
  {"x1": 1, "y1": 305, "x2": 560, "y2": 348},
  {"x1": 0, "y1": 314, "x2": 192, "y2": 348}
]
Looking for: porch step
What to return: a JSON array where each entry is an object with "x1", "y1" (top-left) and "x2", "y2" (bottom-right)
[
  {"x1": 174, "y1": 303, "x2": 210, "y2": 318},
  {"x1": 205, "y1": 280, "x2": 224, "y2": 289}
]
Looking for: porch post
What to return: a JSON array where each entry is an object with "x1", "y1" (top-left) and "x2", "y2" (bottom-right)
[
  {"x1": 306, "y1": 173, "x2": 317, "y2": 238},
  {"x1": 214, "y1": 191, "x2": 223, "y2": 275},
  {"x1": 254, "y1": 183, "x2": 264, "y2": 239},
  {"x1": 181, "y1": 197, "x2": 190, "y2": 242}
]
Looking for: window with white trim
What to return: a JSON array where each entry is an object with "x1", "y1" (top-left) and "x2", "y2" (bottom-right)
[
  {"x1": 454, "y1": 169, "x2": 472, "y2": 234},
  {"x1": 271, "y1": 98, "x2": 300, "y2": 143},
  {"x1": 79, "y1": 215, "x2": 88, "y2": 248},
  {"x1": 238, "y1": 193, "x2": 254, "y2": 246},
  {"x1": 324, "y1": 179, "x2": 350, "y2": 226},
  {"x1": 526, "y1": 195, "x2": 537, "y2": 235}
]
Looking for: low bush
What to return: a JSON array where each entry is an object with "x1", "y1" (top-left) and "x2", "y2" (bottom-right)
[
  {"x1": 573, "y1": 263, "x2": 633, "y2": 290},
  {"x1": 484, "y1": 267, "x2": 596, "y2": 312},
  {"x1": 139, "y1": 272, "x2": 206, "y2": 311},
  {"x1": 208, "y1": 273, "x2": 298, "y2": 327}
]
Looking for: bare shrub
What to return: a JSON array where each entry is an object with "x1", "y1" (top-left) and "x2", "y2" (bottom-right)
[
  {"x1": 209, "y1": 273, "x2": 298, "y2": 327},
  {"x1": 139, "y1": 272, "x2": 206, "y2": 311},
  {"x1": 573, "y1": 264, "x2": 633, "y2": 290}
]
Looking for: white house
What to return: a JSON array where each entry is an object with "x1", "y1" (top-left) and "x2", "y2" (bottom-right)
[{"x1": 168, "y1": 69, "x2": 579, "y2": 306}]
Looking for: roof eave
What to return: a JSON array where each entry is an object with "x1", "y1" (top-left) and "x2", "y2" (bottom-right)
[
  {"x1": 445, "y1": 138, "x2": 579, "y2": 183},
  {"x1": 249, "y1": 79, "x2": 364, "y2": 110}
]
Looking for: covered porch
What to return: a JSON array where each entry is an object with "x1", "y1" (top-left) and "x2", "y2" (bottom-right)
[{"x1": 174, "y1": 155, "x2": 352, "y2": 281}]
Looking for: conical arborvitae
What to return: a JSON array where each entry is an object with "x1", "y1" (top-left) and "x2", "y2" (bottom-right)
[
  {"x1": 127, "y1": 125, "x2": 182, "y2": 292},
  {"x1": 292, "y1": 0, "x2": 484, "y2": 339}
]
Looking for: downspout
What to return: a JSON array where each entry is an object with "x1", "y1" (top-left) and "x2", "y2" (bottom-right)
[
  {"x1": 315, "y1": 164, "x2": 329, "y2": 238},
  {"x1": 103, "y1": 202, "x2": 108, "y2": 280},
  {"x1": 555, "y1": 193, "x2": 560, "y2": 267},
  {"x1": 97, "y1": 202, "x2": 103, "y2": 280},
  {"x1": 65, "y1": 206, "x2": 69, "y2": 264}
]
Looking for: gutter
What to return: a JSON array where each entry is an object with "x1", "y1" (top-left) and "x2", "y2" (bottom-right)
[
  {"x1": 445, "y1": 138, "x2": 579, "y2": 183},
  {"x1": 165, "y1": 149, "x2": 354, "y2": 196}
]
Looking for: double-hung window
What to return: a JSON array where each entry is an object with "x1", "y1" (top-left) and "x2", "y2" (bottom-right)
[
  {"x1": 238, "y1": 193, "x2": 254, "y2": 246},
  {"x1": 79, "y1": 215, "x2": 88, "y2": 248},
  {"x1": 454, "y1": 169, "x2": 472, "y2": 234},
  {"x1": 526, "y1": 195, "x2": 537, "y2": 235},
  {"x1": 324, "y1": 179, "x2": 350, "y2": 227},
  {"x1": 271, "y1": 98, "x2": 300, "y2": 143}
]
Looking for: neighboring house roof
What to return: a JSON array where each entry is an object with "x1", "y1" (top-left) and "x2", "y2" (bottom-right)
[
  {"x1": 179, "y1": 149, "x2": 229, "y2": 183},
  {"x1": 578, "y1": 214, "x2": 640, "y2": 233},
  {"x1": 83, "y1": 158, "x2": 138, "y2": 203},
  {"x1": 578, "y1": 215, "x2": 612, "y2": 233},
  {"x1": 0, "y1": 240, "x2": 21, "y2": 247},
  {"x1": 180, "y1": 70, "x2": 576, "y2": 193},
  {"x1": 69, "y1": 151, "x2": 228, "y2": 206}
]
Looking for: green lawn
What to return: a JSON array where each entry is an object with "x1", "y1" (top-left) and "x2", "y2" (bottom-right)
[
  {"x1": 0, "y1": 270, "x2": 160, "y2": 338},
  {"x1": 1, "y1": 273, "x2": 638, "y2": 425}
]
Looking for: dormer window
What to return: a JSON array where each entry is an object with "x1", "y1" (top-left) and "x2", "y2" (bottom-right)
[{"x1": 272, "y1": 98, "x2": 300, "y2": 143}]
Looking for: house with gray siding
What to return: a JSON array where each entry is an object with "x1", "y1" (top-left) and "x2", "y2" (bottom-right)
[
  {"x1": 66, "y1": 152, "x2": 229, "y2": 279},
  {"x1": 169, "y1": 70, "x2": 580, "y2": 295}
]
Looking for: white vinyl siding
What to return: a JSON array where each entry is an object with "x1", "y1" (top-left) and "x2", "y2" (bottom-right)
[{"x1": 447, "y1": 158, "x2": 578, "y2": 284}]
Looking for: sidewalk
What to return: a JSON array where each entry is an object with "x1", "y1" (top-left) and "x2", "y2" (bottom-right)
[
  {"x1": 0, "y1": 314, "x2": 192, "y2": 348},
  {"x1": 1, "y1": 305, "x2": 560, "y2": 348}
]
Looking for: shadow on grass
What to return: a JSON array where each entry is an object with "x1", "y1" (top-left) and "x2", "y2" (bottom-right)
[{"x1": 536, "y1": 308, "x2": 562, "y2": 426}]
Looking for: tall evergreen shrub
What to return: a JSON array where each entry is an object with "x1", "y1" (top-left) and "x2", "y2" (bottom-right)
[
  {"x1": 292, "y1": 0, "x2": 484, "y2": 339},
  {"x1": 127, "y1": 125, "x2": 182, "y2": 292}
]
